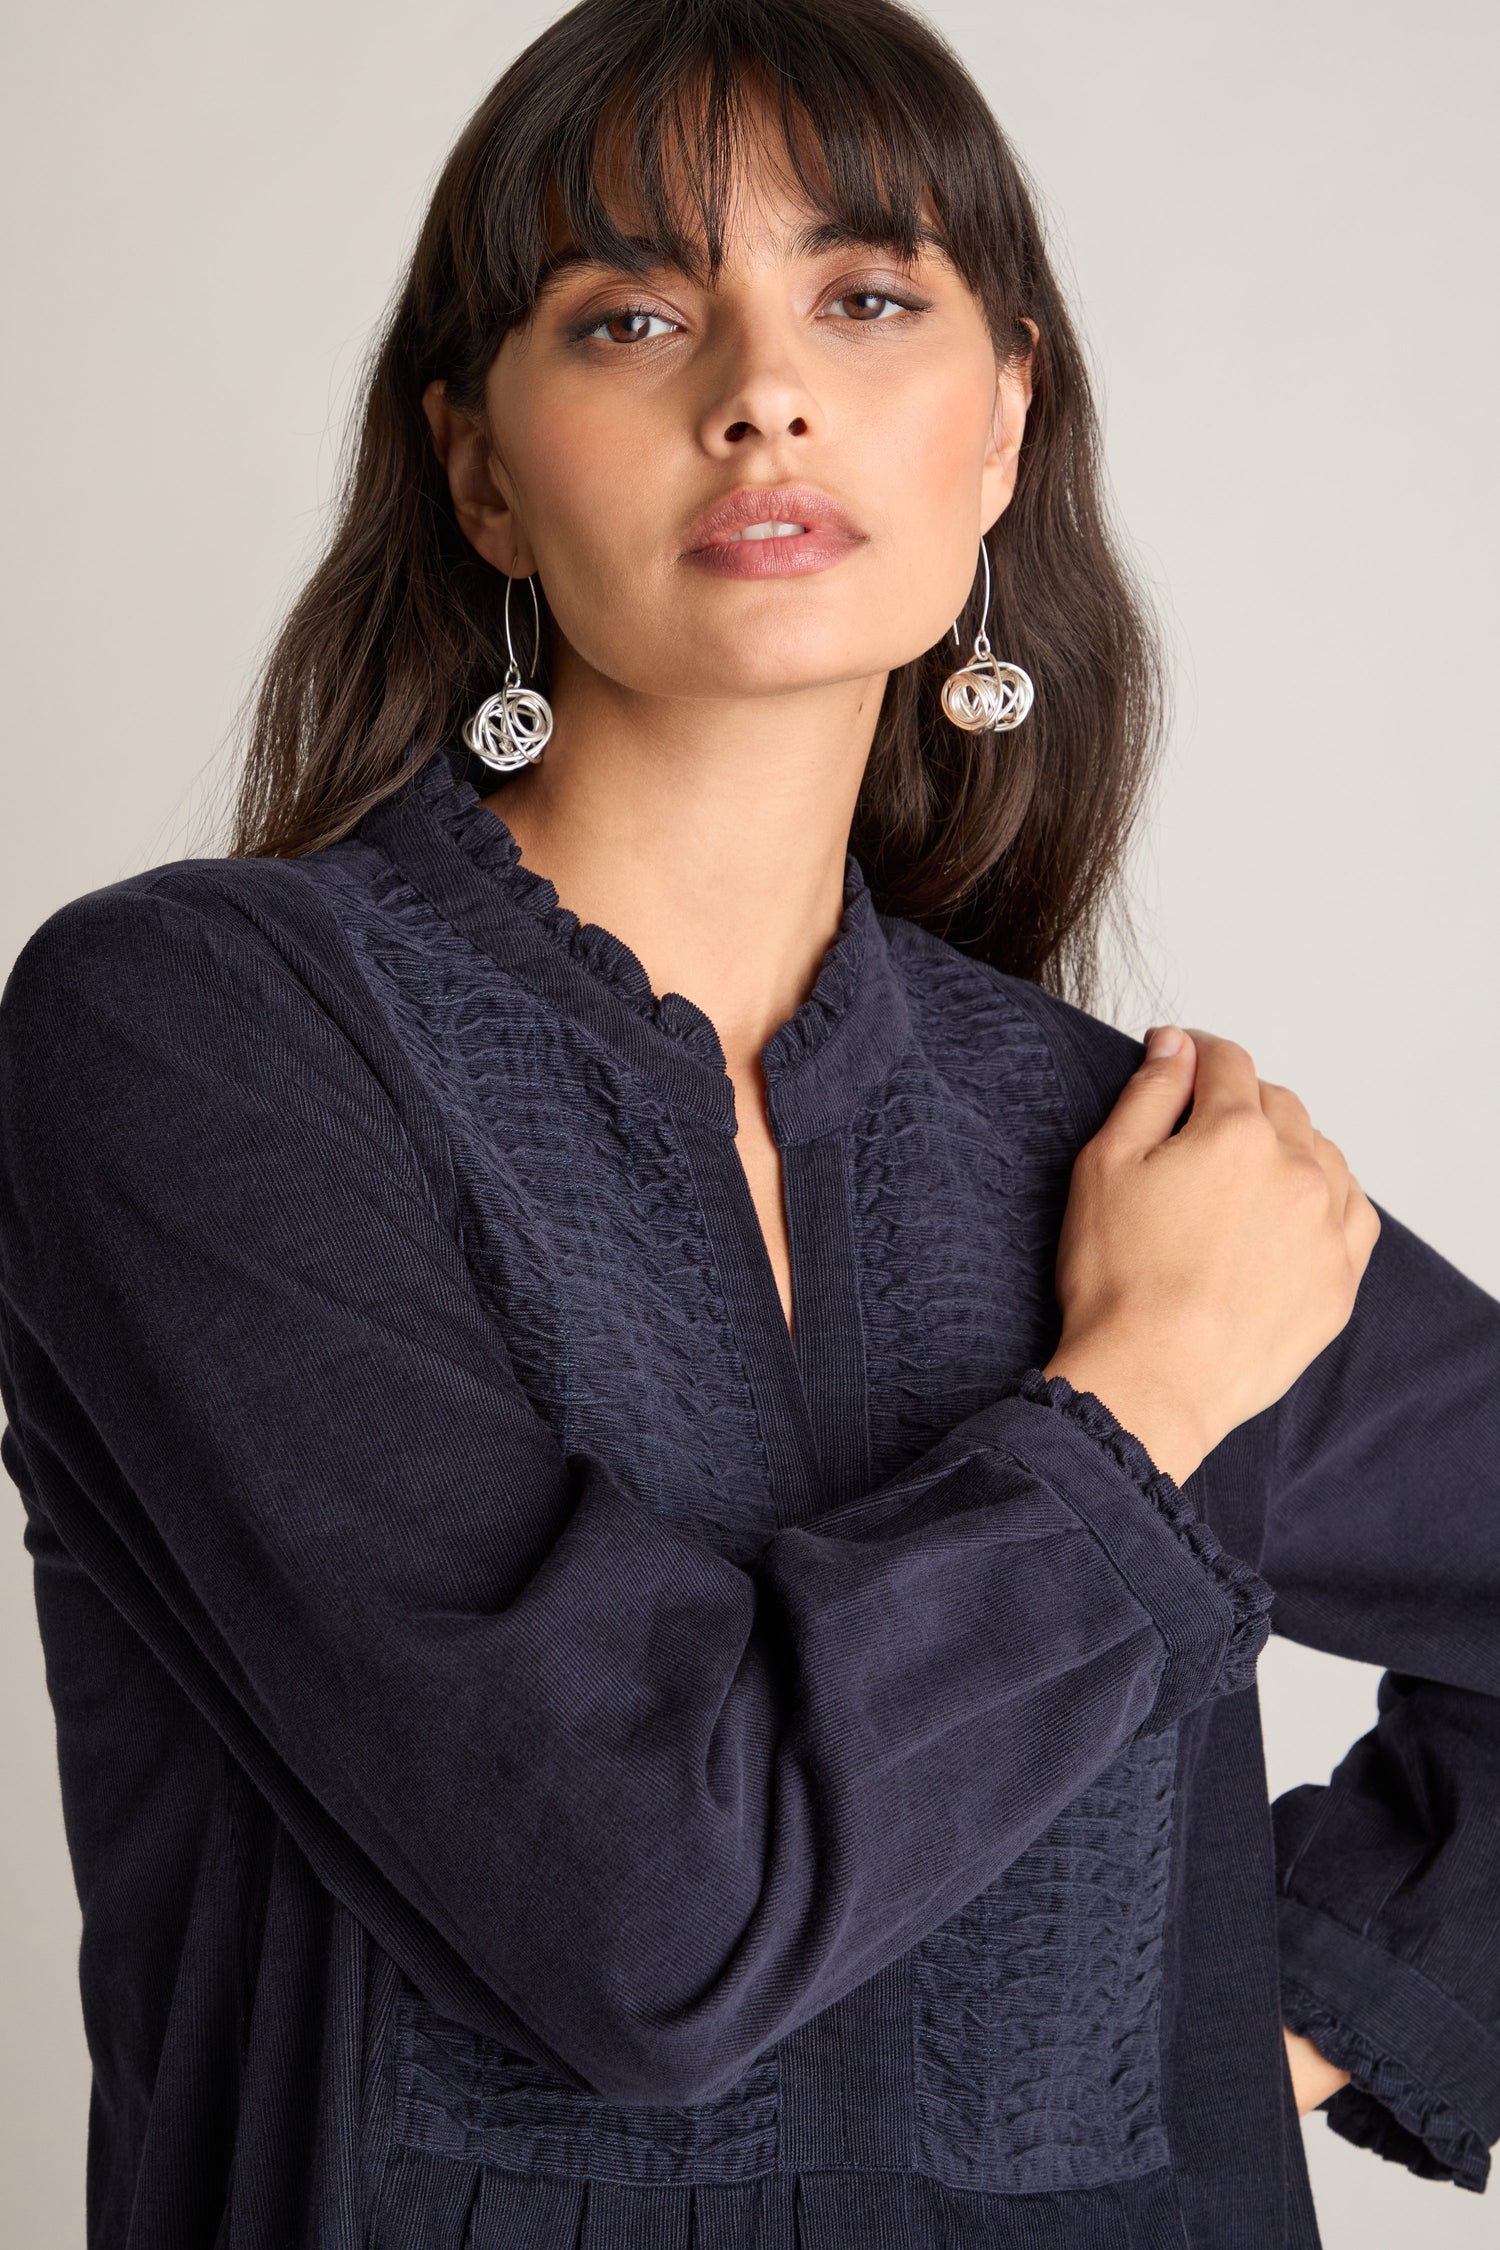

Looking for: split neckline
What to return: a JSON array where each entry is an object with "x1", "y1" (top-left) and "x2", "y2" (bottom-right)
[{"x1": 369, "y1": 740, "x2": 914, "y2": 1145}]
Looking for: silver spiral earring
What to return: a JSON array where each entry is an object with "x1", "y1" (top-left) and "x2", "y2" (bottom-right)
[
  {"x1": 940, "y1": 540, "x2": 1035, "y2": 733},
  {"x1": 462, "y1": 569, "x2": 555, "y2": 772}
]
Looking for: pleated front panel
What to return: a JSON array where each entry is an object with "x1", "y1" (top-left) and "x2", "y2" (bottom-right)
[{"x1": 366, "y1": 2147, "x2": 1189, "y2": 2250}]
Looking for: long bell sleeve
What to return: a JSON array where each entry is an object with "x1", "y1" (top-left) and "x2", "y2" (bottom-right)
[
  {"x1": 0, "y1": 874, "x2": 1272, "y2": 2108},
  {"x1": 1263, "y1": 1202, "x2": 1500, "y2": 2192}
]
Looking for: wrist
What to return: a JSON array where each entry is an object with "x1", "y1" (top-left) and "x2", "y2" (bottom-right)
[
  {"x1": 1282, "y1": 2024, "x2": 1353, "y2": 2117},
  {"x1": 1038, "y1": 1342, "x2": 1213, "y2": 1488}
]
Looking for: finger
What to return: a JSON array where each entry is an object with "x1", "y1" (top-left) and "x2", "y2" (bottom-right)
[
  {"x1": 1180, "y1": 1028, "x2": 1262, "y2": 1122},
  {"x1": 1308, "y1": 1129, "x2": 1351, "y2": 1216},
  {"x1": 1098, "y1": 1026, "x2": 1198, "y2": 1155},
  {"x1": 1259, "y1": 1079, "x2": 1316, "y2": 1155}
]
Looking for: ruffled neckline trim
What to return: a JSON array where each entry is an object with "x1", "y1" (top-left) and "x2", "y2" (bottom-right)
[{"x1": 407, "y1": 741, "x2": 875, "y2": 1085}]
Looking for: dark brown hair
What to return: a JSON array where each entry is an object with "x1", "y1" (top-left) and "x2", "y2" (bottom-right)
[{"x1": 231, "y1": 0, "x2": 1167, "y2": 1009}]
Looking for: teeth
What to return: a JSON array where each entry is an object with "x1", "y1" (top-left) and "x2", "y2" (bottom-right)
[{"x1": 730, "y1": 520, "x2": 808, "y2": 541}]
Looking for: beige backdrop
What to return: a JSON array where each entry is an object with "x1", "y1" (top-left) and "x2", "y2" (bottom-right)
[{"x1": 2, "y1": 2, "x2": 1496, "y2": 2242}]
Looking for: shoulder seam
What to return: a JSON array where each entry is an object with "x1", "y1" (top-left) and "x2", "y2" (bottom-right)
[{"x1": 22, "y1": 860, "x2": 467, "y2": 1251}]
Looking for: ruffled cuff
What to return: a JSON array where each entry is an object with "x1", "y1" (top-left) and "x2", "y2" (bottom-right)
[
  {"x1": 996, "y1": 1367, "x2": 1275, "y2": 1725},
  {"x1": 1281, "y1": 1976, "x2": 1491, "y2": 2193}
]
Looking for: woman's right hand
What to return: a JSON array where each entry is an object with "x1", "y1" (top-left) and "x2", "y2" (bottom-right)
[{"x1": 1041, "y1": 1026, "x2": 1382, "y2": 1488}]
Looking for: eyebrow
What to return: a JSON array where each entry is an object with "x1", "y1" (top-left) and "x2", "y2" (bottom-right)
[{"x1": 534, "y1": 217, "x2": 952, "y2": 297}]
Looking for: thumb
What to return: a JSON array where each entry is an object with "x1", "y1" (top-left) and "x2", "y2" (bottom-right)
[{"x1": 1105, "y1": 1025, "x2": 1197, "y2": 1154}]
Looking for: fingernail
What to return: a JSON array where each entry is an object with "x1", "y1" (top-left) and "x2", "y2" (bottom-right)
[{"x1": 1147, "y1": 1026, "x2": 1184, "y2": 1058}]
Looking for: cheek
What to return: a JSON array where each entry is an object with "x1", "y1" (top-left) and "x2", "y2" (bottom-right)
[
  {"x1": 506, "y1": 384, "x2": 677, "y2": 604},
  {"x1": 869, "y1": 357, "x2": 992, "y2": 528},
  {"x1": 848, "y1": 361, "x2": 996, "y2": 641}
]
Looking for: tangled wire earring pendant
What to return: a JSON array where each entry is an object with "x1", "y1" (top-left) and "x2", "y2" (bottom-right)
[
  {"x1": 940, "y1": 540, "x2": 1035, "y2": 733},
  {"x1": 462, "y1": 570, "x2": 555, "y2": 772}
]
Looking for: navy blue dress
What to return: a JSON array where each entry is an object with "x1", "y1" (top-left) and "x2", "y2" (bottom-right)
[{"x1": 0, "y1": 739, "x2": 1496, "y2": 2248}]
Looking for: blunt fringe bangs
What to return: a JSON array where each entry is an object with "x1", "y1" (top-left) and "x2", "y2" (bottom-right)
[{"x1": 230, "y1": 0, "x2": 1168, "y2": 1009}]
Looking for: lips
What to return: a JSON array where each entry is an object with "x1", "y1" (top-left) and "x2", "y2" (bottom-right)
[{"x1": 680, "y1": 482, "x2": 864, "y2": 553}]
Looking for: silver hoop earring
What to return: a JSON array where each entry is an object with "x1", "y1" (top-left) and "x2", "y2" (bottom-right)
[
  {"x1": 940, "y1": 541, "x2": 1034, "y2": 733},
  {"x1": 462, "y1": 570, "x2": 554, "y2": 772}
]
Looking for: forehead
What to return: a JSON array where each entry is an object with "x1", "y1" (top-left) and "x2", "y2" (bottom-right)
[{"x1": 532, "y1": 70, "x2": 950, "y2": 293}]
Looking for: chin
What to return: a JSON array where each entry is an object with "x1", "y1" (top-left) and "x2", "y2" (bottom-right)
[{"x1": 665, "y1": 633, "x2": 912, "y2": 701}]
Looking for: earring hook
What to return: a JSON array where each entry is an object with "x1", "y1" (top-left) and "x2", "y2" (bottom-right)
[
  {"x1": 504, "y1": 569, "x2": 543, "y2": 678},
  {"x1": 951, "y1": 539, "x2": 992, "y2": 651}
]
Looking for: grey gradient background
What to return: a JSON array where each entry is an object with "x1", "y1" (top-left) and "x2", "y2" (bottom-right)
[{"x1": 2, "y1": 2, "x2": 1496, "y2": 2241}]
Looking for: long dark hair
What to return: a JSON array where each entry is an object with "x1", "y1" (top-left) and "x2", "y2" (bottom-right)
[{"x1": 231, "y1": 0, "x2": 1168, "y2": 1009}]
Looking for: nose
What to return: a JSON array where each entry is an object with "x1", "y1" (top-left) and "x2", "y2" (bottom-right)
[{"x1": 696, "y1": 329, "x2": 822, "y2": 456}]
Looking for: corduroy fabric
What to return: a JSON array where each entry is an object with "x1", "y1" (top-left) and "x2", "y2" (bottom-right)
[{"x1": 0, "y1": 738, "x2": 1496, "y2": 2248}]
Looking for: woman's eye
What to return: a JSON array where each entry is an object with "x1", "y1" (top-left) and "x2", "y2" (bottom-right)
[
  {"x1": 579, "y1": 306, "x2": 678, "y2": 345},
  {"x1": 824, "y1": 290, "x2": 914, "y2": 323}
]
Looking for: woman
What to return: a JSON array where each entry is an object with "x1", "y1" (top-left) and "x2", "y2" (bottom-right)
[{"x1": 1, "y1": 0, "x2": 1496, "y2": 2244}]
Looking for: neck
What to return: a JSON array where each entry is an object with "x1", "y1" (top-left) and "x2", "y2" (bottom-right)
[{"x1": 482, "y1": 652, "x2": 887, "y2": 1080}]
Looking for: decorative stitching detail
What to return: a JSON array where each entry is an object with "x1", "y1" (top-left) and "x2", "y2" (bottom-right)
[
  {"x1": 912, "y1": 1727, "x2": 1179, "y2": 2192},
  {"x1": 848, "y1": 952, "x2": 1073, "y2": 1487},
  {"x1": 391, "y1": 1988, "x2": 780, "y2": 2185},
  {"x1": 337, "y1": 856, "x2": 781, "y2": 1562}
]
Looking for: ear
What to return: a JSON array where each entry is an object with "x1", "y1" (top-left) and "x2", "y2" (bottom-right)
[
  {"x1": 421, "y1": 380, "x2": 536, "y2": 577},
  {"x1": 979, "y1": 316, "x2": 1039, "y2": 533}
]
